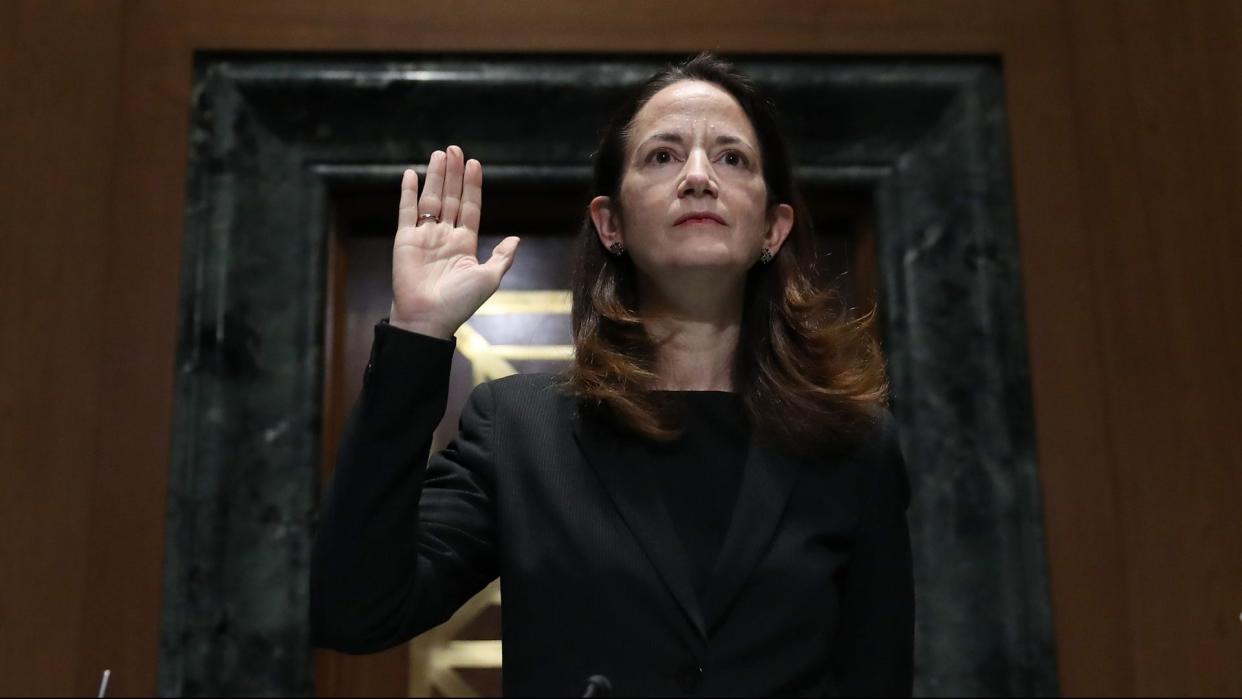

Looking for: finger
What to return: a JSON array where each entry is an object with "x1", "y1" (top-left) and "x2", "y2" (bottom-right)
[
  {"x1": 441, "y1": 145, "x2": 465, "y2": 226},
  {"x1": 396, "y1": 168, "x2": 421, "y2": 229},
  {"x1": 459, "y1": 158, "x2": 483, "y2": 235},
  {"x1": 483, "y1": 236, "x2": 520, "y2": 284},
  {"x1": 419, "y1": 150, "x2": 446, "y2": 221}
]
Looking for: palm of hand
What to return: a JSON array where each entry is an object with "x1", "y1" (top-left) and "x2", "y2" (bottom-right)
[{"x1": 389, "y1": 146, "x2": 520, "y2": 338}]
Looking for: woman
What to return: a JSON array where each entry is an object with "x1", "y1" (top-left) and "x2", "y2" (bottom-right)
[{"x1": 311, "y1": 53, "x2": 913, "y2": 697}]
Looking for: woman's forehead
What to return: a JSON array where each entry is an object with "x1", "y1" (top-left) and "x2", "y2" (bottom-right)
[{"x1": 631, "y1": 80, "x2": 756, "y2": 140}]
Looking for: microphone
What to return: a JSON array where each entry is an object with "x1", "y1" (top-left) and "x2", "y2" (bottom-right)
[{"x1": 581, "y1": 674, "x2": 612, "y2": 698}]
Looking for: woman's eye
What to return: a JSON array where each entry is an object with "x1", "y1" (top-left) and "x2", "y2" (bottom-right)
[
  {"x1": 650, "y1": 149, "x2": 673, "y2": 164},
  {"x1": 722, "y1": 151, "x2": 746, "y2": 167}
]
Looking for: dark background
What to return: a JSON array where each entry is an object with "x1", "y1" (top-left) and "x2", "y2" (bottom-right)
[{"x1": 2, "y1": 1, "x2": 1240, "y2": 696}]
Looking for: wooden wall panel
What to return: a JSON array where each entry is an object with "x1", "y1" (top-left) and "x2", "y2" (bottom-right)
[
  {"x1": 0, "y1": 1, "x2": 123, "y2": 695},
  {"x1": 998, "y1": 33, "x2": 1138, "y2": 697},
  {"x1": 2, "y1": 0, "x2": 1238, "y2": 695},
  {"x1": 1063, "y1": 1, "x2": 1242, "y2": 694},
  {"x1": 71, "y1": 9, "x2": 192, "y2": 695}
]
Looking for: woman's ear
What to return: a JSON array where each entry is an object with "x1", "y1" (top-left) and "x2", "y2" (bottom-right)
[
  {"x1": 589, "y1": 196, "x2": 622, "y2": 249},
  {"x1": 764, "y1": 203, "x2": 795, "y2": 254}
]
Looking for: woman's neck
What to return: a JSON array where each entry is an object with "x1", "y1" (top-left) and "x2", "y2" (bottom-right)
[{"x1": 638, "y1": 273, "x2": 744, "y2": 392}]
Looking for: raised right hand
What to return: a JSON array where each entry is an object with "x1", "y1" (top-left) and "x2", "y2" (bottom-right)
[{"x1": 389, "y1": 146, "x2": 520, "y2": 339}]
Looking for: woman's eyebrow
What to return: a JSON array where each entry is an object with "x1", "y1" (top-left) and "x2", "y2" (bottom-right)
[
  {"x1": 644, "y1": 132, "x2": 687, "y2": 146},
  {"x1": 640, "y1": 132, "x2": 754, "y2": 149},
  {"x1": 714, "y1": 134, "x2": 753, "y2": 149}
]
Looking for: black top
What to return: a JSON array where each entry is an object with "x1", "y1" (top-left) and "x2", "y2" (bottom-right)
[
  {"x1": 311, "y1": 321, "x2": 914, "y2": 697},
  {"x1": 643, "y1": 391, "x2": 749, "y2": 602}
]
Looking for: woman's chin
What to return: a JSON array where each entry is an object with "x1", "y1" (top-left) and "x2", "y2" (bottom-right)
[{"x1": 652, "y1": 255, "x2": 750, "y2": 278}]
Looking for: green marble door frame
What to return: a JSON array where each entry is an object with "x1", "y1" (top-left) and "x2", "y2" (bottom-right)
[{"x1": 162, "y1": 55, "x2": 1055, "y2": 696}]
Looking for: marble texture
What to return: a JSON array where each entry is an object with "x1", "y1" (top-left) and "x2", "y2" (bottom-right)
[{"x1": 163, "y1": 56, "x2": 1056, "y2": 696}]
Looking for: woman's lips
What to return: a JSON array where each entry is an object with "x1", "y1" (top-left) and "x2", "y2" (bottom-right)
[{"x1": 674, "y1": 215, "x2": 726, "y2": 226}]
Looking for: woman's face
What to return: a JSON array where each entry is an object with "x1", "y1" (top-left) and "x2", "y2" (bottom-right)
[{"x1": 590, "y1": 80, "x2": 793, "y2": 289}]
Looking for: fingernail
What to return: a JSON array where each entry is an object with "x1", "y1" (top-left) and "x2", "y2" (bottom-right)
[{"x1": 402, "y1": 169, "x2": 412, "y2": 187}]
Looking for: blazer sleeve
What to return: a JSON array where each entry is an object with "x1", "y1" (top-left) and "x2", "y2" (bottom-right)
[
  {"x1": 311, "y1": 320, "x2": 499, "y2": 653},
  {"x1": 826, "y1": 412, "x2": 915, "y2": 697}
]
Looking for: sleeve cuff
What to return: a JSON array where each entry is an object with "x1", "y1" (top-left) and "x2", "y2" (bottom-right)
[
  {"x1": 361, "y1": 319, "x2": 457, "y2": 404},
  {"x1": 370, "y1": 316, "x2": 456, "y2": 367}
]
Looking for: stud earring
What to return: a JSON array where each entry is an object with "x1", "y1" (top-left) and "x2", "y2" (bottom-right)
[
  {"x1": 609, "y1": 241, "x2": 626, "y2": 256},
  {"x1": 760, "y1": 247, "x2": 774, "y2": 264}
]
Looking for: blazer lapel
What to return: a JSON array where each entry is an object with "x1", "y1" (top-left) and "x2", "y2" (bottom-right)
[
  {"x1": 701, "y1": 432, "x2": 805, "y2": 635},
  {"x1": 571, "y1": 404, "x2": 708, "y2": 640}
]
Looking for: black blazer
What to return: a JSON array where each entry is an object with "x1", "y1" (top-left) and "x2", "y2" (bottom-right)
[{"x1": 311, "y1": 321, "x2": 914, "y2": 697}]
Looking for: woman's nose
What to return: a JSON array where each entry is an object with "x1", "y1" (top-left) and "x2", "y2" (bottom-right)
[{"x1": 679, "y1": 151, "x2": 718, "y2": 198}]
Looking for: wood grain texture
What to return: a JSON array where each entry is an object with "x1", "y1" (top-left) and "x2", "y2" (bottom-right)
[
  {"x1": 1063, "y1": 1, "x2": 1242, "y2": 694},
  {"x1": 69, "y1": 8, "x2": 192, "y2": 696},
  {"x1": 997, "y1": 44, "x2": 1139, "y2": 699},
  {"x1": 4, "y1": 0, "x2": 1238, "y2": 695},
  {"x1": 0, "y1": 1, "x2": 123, "y2": 695}
]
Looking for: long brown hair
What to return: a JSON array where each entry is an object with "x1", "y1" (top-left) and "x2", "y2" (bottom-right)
[{"x1": 559, "y1": 53, "x2": 889, "y2": 457}]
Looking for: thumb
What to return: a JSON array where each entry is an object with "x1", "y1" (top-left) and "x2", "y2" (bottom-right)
[{"x1": 484, "y1": 236, "x2": 520, "y2": 281}]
